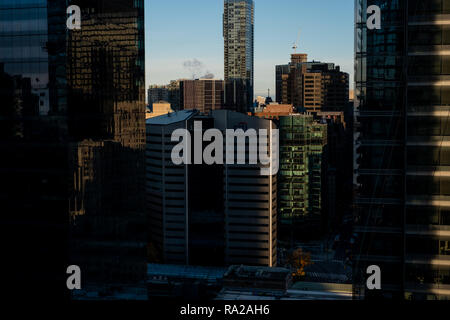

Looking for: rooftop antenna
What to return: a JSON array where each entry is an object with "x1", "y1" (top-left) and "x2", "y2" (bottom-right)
[
  {"x1": 268, "y1": 88, "x2": 270, "y2": 97},
  {"x1": 292, "y1": 29, "x2": 301, "y2": 53}
]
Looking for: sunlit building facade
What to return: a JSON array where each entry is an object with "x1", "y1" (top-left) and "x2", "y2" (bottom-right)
[
  {"x1": 180, "y1": 79, "x2": 225, "y2": 113},
  {"x1": 223, "y1": 0, "x2": 254, "y2": 111},
  {"x1": 276, "y1": 54, "x2": 349, "y2": 112},
  {"x1": 146, "y1": 110, "x2": 277, "y2": 267}
]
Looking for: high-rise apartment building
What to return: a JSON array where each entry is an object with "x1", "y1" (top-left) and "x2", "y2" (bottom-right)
[
  {"x1": 276, "y1": 64, "x2": 291, "y2": 104},
  {"x1": 223, "y1": 0, "x2": 254, "y2": 111},
  {"x1": 303, "y1": 72, "x2": 324, "y2": 112},
  {"x1": 354, "y1": 0, "x2": 450, "y2": 300},
  {"x1": 276, "y1": 54, "x2": 309, "y2": 105},
  {"x1": 277, "y1": 115, "x2": 327, "y2": 242},
  {"x1": 180, "y1": 79, "x2": 225, "y2": 114},
  {"x1": 0, "y1": 0, "x2": 146, "y2": 298},
  {"x1": 276, "y1": 54, "x2": 349, "y2": 112},
  {"x1": 146, "y1": 110, "x2": 277, "y2": 267},
  {"x1": 252, "y1": 106, "x2": 353, "y2": 242},
  {"x1": 167, "y1": 79, "x2": 182, "y2": 110}
]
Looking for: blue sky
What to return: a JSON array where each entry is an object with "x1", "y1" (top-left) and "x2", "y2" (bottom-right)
[{"x1": 145, "y1": 0, "x2": 354, "y2": 98}]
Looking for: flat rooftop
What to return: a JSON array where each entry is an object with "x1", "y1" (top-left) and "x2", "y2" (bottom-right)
[
  {"x1": 145, "y1": 109, "x2": 197, "y2": 126},
  {"x1": 223, "y1": 265, "x2": 291, "y2": 281},
  {"x1": 147, "y1": 263, "x2": 227, "y2": 283}
]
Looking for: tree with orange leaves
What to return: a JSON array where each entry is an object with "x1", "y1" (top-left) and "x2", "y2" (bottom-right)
[{"x1": 287, "y1": 248, "x2": 313, "y2": 279}]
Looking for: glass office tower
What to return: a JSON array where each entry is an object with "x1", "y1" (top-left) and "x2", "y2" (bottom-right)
[
  {"x1": 0, "y1": 0, "x2": 146, "y2": 298},
  {"x1": 0, "y1": 0, "x2": 70, "y2": 298},
  {"x1": 355, "y1": 0, "x2": 450, "y2": 299},
  {"x1": 278, "y1": 115, "x2": 327, "y2": 244},
  {"x1": 223, "y1": 0, "x2": 254, "y2": 111}
]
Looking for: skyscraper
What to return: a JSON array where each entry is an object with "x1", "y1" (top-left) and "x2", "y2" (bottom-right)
[
  {"x1": 0, "y1": 0, "x2": 70, "y2": 298},
  {"x1": 276, "y1": 54, "x2": 349, "y2": 111},
  {"x1": 223, "y1": 0, "x2": 254, "y2": 111},
  {"x1": 146, "y1": 110, "x2": 278, "y2": 267},
  {"x1": 0, "y1": 0, "x2": 146, "y2": 298},
  {"x1": 355, "y1": 0, "x2": 450, "y2": 300},
  {"x1": 276, "y1": 64, "x2": 291, "y2": 104},
  {"x1": 277, "y1": 115, "x2": 327, "y2": 243},
  {"x1": 67, "y1": 0, "x2": 147, "y2": 291}
]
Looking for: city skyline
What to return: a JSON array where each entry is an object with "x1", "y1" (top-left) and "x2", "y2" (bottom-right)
[
  {"x1": 2, "y1": 0, "x2": 450, "y2": 303},
  {"x1": 145, "y1": 0, "x2": 354, "y2": 98}
]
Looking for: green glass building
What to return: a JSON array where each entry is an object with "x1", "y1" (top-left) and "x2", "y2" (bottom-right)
[{"x1": 278, "y1": 115, "x2": 327, "y2": 243}]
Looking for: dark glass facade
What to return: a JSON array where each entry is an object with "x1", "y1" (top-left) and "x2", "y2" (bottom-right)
[
  {"x1": 355, "y1": 0, "x2": 450, "y2": 299},
  {"x1": 0, "y1": 0, "x2": 146, "y2": 298}
]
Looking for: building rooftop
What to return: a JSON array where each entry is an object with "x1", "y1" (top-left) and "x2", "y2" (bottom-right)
[
  {"x1": 145, "y1": 109, "x2": 197, "y2": 126},
  {"x1": 147, "y1": 263, "x2": 227, "y2": 283},
  {"x1": 186, "y1": 78, "x2": 223, "y2": 81},
  {"x1": 261, "y1": 104, "x2": 294, "y2": 114},
  {"x1": 72, "y1": 285, "x2": 148, "y2": 301},
  {"x1": 223, "y1": 265, "x2": 291, "y2": 281},
  {"x1": 216, "y1": 281, "x2": 353, "y2": 301}
]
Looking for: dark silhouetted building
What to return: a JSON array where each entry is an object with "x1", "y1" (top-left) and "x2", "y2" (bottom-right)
[
  {"x1": 222, "y1": 265, "x2": 292, "y2": 292},
  {"x1": 148, "y1": 80, "x2": 183, "y2": 111},
  {"x1": 148, "y1": 85, "x2": 169, "y2": 108},
  {"x1": 0, "y1": 0, "x2": 146, "y2": 299},
  {"x1": 224, "y1": 79, "x2": 251, "y2": 113},
  {"x1": 354, "y1": 0, "x2": 450, "y2": 300},
  {"x1": 314, "y1": 111, "x2": 353, "y2": 235}
]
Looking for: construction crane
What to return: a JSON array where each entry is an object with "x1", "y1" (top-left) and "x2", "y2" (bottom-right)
[{"x1": 292, "y1": 29, "x2": 301, "y2": 53}]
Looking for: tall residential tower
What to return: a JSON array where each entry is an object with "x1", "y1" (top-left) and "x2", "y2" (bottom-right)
[{"x1": 223, "y1": 0, "x2": 254, "y2": 111}]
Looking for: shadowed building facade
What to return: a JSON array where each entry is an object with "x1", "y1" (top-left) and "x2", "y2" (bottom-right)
[
  {"x1": 277, "y1": 115, "x2": 327, "y2": 243},
  {"x1": 146, "y1": 110, "x2": 277, "y2": 267},
  {"x1": 148, "y1": 85, "x2": 169, "y2": 108},
  {"x1": 0, "y1": 0, "x2": 146, "y2": 298},
  {"x1": 354, "y1": 0, "x2": 450, "y2": 300},
  {"x1": 67, "y1": 0, "x2": 147, "y2": 289}
]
